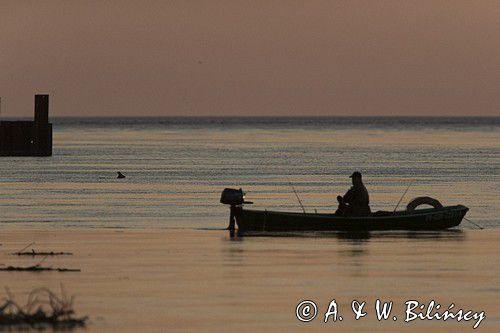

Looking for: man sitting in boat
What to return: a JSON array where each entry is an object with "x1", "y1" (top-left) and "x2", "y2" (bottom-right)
[{"x1": 336, "y1": 171, "x2": 371, "y2": 217}]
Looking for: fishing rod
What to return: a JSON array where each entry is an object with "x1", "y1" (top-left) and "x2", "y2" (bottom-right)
[
  {"x1": 393, "y1": 181, "x2": 413, "y2": 213},
  {"x1": 288, "y1": 179, "x2": 306, "y2": 214},
  {"x1": 464, "y1": 217, "x2": 484, "y2": 230}
]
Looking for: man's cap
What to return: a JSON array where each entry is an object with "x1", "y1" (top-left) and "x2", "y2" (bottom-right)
[{"x1": 349, "y1": 171, "x2": 362, "y2": 178}]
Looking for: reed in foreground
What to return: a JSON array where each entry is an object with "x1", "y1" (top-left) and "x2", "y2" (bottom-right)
[{"x1": 0, "y1": 285, "x2": 87, "y2": 329}]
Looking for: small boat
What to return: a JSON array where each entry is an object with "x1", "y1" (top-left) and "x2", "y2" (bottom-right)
[
  {"x1": 220, "y1": 189, "x2": 468, "y2": 232},
  {"x1": 235, "y1": 205, "x2": 468, "y2": 232}
]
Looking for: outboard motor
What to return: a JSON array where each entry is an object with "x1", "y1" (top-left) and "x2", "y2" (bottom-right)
[
  {"x1": 220, "y1": 188, "x2": 245, "y2": 205},
  {"x1": 220, "y1": 188, "x2": 252, "y2": 231}
]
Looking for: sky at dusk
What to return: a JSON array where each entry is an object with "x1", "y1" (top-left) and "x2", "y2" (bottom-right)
[{"x1": 0, "y1": 1, "x2": 499, "y2": 117}]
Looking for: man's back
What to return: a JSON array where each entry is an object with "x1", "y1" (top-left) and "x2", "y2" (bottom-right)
[{"x1": 343, "y1": 183, "x2": 371, "y2": 217}]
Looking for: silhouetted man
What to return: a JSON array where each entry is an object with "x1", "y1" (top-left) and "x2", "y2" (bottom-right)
[{"x1": 336, "y1": 171, "x2": 371, "y2": 217}]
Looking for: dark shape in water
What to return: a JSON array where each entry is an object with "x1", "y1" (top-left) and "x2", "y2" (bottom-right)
[
  {"x1": 11, "y1": 242, "x2": 72, "y2": 256},
  {"x1": 13, "y1": 250, "x2": 73, "y2": 256},
  {"x1": 0, "y1": 254, "x2": 80, "y2": 272},
  {"x1": 117, "y1": 172, "x2": 126, "y2": 179},
  {"x1": 0, "y1": 266, "x2": 80, "y2": 272}
]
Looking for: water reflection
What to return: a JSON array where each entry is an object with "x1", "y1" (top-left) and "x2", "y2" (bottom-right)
[
  {"x1": 219, "y1": 228, "x2": 470, "y2": 285},
  {"x1": 221, "y1": 229, "x2": 466, "y2": 267},
  {"x1": 231, "y1": 229, "x2": 465, "y2": 241}
]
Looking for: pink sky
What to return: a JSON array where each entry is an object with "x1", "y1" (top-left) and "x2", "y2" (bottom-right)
[{"x1": 1, "y1": 1, "x2": 499, "y2": 117}]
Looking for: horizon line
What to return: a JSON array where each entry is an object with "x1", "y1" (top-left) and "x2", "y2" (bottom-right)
[{"x1": 2, "y1": 115, "x2": 500, "y2": 120}]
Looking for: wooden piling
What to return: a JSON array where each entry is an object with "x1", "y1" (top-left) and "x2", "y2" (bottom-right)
[
  {"x1": 0, "y1": 94, "x2": 52, "y2": 156},
  {"x1": 34, "y1": 94, "x2": 52, "y2": 156}
]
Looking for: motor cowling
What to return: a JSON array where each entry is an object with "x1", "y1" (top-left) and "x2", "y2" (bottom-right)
[{"x1": 220, "y1": 188, "x2": 245, "y2": 205}]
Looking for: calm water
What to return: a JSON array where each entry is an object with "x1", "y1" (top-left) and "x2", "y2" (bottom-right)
[
  {"x1": 0, "y1": 117, "x2": 499, "y2": 332},
  {"x1": 0, "y1": 117, "x2": 498, "y2": 229},
  {"x1": 1, "y1": 228, "x2": 499, "y2": 332}
]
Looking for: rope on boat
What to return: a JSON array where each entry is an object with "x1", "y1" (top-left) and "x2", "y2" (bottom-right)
[{"x1": 464, "y1": 217, "x2": 484, "y2": 230}]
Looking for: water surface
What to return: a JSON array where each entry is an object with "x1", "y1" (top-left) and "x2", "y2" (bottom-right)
[
  {"x1": 1, "y1": 228, "x2": 498, "y2": 332},
  {"x1": 0, "y1": 117, "x2": 498, "y2": 229}
]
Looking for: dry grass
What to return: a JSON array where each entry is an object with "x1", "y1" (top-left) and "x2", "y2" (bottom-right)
[{"x1": 0, "y1": 285, "x2": 87, "y2": 329}]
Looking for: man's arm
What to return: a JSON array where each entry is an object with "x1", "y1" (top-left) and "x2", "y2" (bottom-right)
[{"x1": 343, "y1": 188, "x2": 355, "y2": 204}]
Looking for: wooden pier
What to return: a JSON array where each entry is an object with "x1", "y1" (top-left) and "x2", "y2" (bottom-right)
[{"x1": 0, "y1": 95, "x2": 52, "y2": 156}]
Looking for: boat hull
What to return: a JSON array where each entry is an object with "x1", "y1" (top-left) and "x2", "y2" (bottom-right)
[{"x1": 235, "y1": 205, "x2": 468, "y2": 232}]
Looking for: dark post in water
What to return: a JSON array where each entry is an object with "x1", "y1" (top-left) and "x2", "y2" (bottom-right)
[
  {"x1": 34, "y1": 95, "x2": 52, "y2": 156},
  {"x1": 0, "y1": 94, "x2": 53, "y2": 156}
]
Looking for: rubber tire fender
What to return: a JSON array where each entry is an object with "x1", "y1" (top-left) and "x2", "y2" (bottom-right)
[{"x1": 406, "y1": 196, "x2": 443, "y2": 212}]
